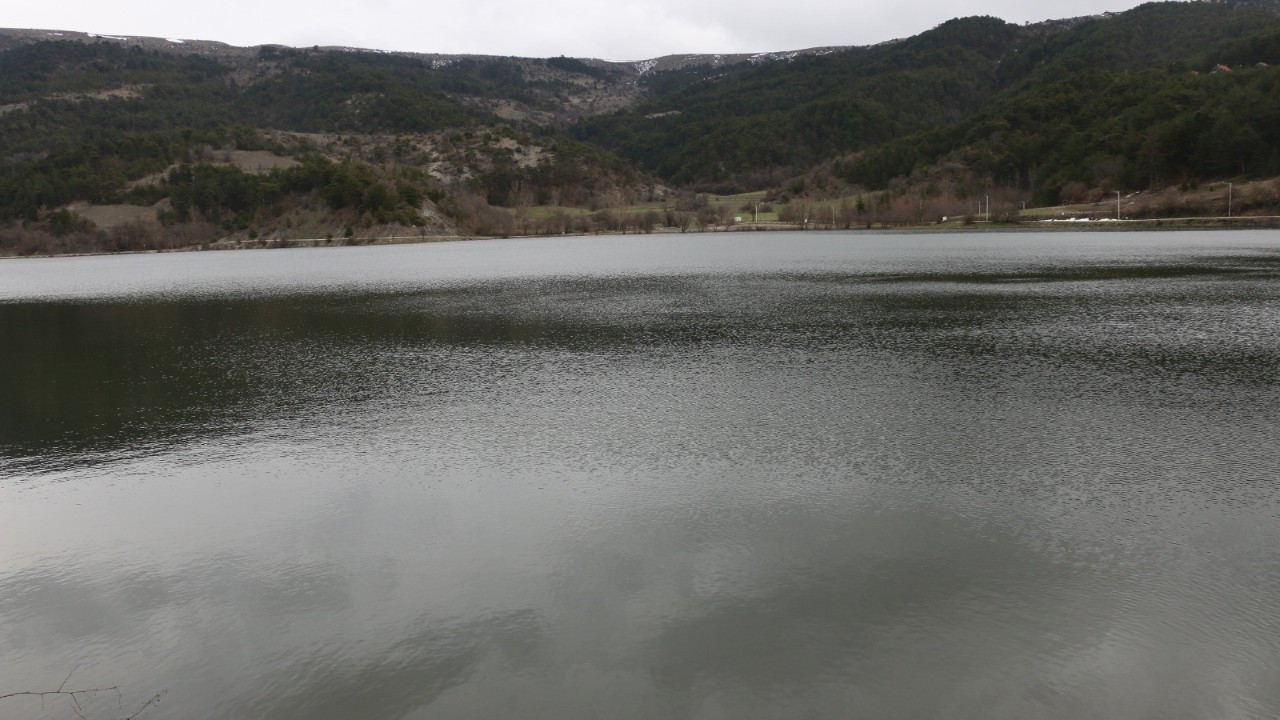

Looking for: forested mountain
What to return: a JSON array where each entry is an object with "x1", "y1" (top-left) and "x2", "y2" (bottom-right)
[
  {"x1": 579, "y1": 0, "x2": 1280, "y2": 195},
  {"x1": 834, "y1": 1, "x2": 1280, "y2": 203},
  {"x1": 574, "y1": 17, "x2": 1024, "y2": 188},
  {"x1": 2, "y1": 0, "x2": 1280, "y2": 253},
  {"x1": 0, "y1": 37, "x2": 660, "y2": 247}
]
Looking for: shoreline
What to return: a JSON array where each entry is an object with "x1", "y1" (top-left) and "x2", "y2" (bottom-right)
[{"x1": 3, "y1": 216, "x2": 1277, "y2": 260}]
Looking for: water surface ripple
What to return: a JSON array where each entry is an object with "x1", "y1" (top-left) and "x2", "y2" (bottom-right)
[{"x1": 1, "y1": 232, "x2": 1278, "y2": 719}]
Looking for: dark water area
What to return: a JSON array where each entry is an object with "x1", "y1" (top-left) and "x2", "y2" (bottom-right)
[{"x1": 1, "y1": 232, "x2": 1278, "y2": 719}]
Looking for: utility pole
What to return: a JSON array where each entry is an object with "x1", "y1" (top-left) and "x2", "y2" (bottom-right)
[
  {"x1": 754, "y1": 202, "x2": 759, "y2": 223},
  {"x1": 1228, "y1": 183, "x2": 1233, "y2": 218},
  {"x1": 985, "y1": 195, "x2": 989, "y2": 222},
  {"x1": 1116, "y1": 191, "x2": 1121, "y2": 220}
]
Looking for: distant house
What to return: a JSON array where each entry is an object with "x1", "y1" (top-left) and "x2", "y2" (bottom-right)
[
  {"x1": 1256, "y1": 62, "x2": 1272, "y2": 69},
  {"x1": 1211, "y1": 64, "x2": 1233, "y2": 73}
]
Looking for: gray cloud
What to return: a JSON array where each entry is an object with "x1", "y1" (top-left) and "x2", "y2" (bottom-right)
[{"x1": 11, "y1": 0, "x2": 1154, "y2": 60}]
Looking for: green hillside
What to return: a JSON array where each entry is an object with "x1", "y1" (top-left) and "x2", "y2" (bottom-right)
[
  {"x1": 836, "y1": 1, "x2": 1280, "y2": 202},
  {"x1": 0, "y1": 39, "x2": 654, "y2": 247},
  {"x1": 574, "y1": 16, "x2": 1022, "y2": 188},
  {"x1": 579, "y1": 1, "x2": 1280, "y2": 196}
]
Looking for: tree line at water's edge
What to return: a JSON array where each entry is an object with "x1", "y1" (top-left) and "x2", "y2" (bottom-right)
[{"x1": 3, "y1": 0, "x2": 1280, "y2": 254}]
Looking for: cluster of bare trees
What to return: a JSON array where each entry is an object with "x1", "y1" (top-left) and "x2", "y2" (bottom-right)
[
  {"x1": 448, "y1": 187, "x2": 744, "y2": 237},
  {"x1": 511, "y1": 209, "x2": 700, "y2": 237},
  {"x1": 0, "y1": 221, "x2": 222, "y2": 257},
  {"x1": 776, "y1": 192, "x2": 1023, "y2": 229}
]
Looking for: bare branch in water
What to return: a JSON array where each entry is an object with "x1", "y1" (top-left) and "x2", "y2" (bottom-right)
[{"x1": 1, "y1": 669, "x2": 162, "y2": 720}]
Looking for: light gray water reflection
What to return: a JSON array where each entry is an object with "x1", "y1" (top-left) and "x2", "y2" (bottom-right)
[{"x1": 1, "y1": 232, "x2": 1279, "y2": 719}]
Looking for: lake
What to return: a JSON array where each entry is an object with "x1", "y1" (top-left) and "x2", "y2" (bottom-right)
[{"x1": 2, "y1": 231, "x2": 1278, "y2": 719}]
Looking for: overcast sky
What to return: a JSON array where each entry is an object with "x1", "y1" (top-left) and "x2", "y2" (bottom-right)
[{"x1": 11, "y1": 0, "x2": 1157, "y2": 61}]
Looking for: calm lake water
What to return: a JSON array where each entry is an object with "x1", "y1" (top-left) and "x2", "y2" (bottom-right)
[{"x1": 2, "y1": 231, "x2": 1278, "y2": 720}]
